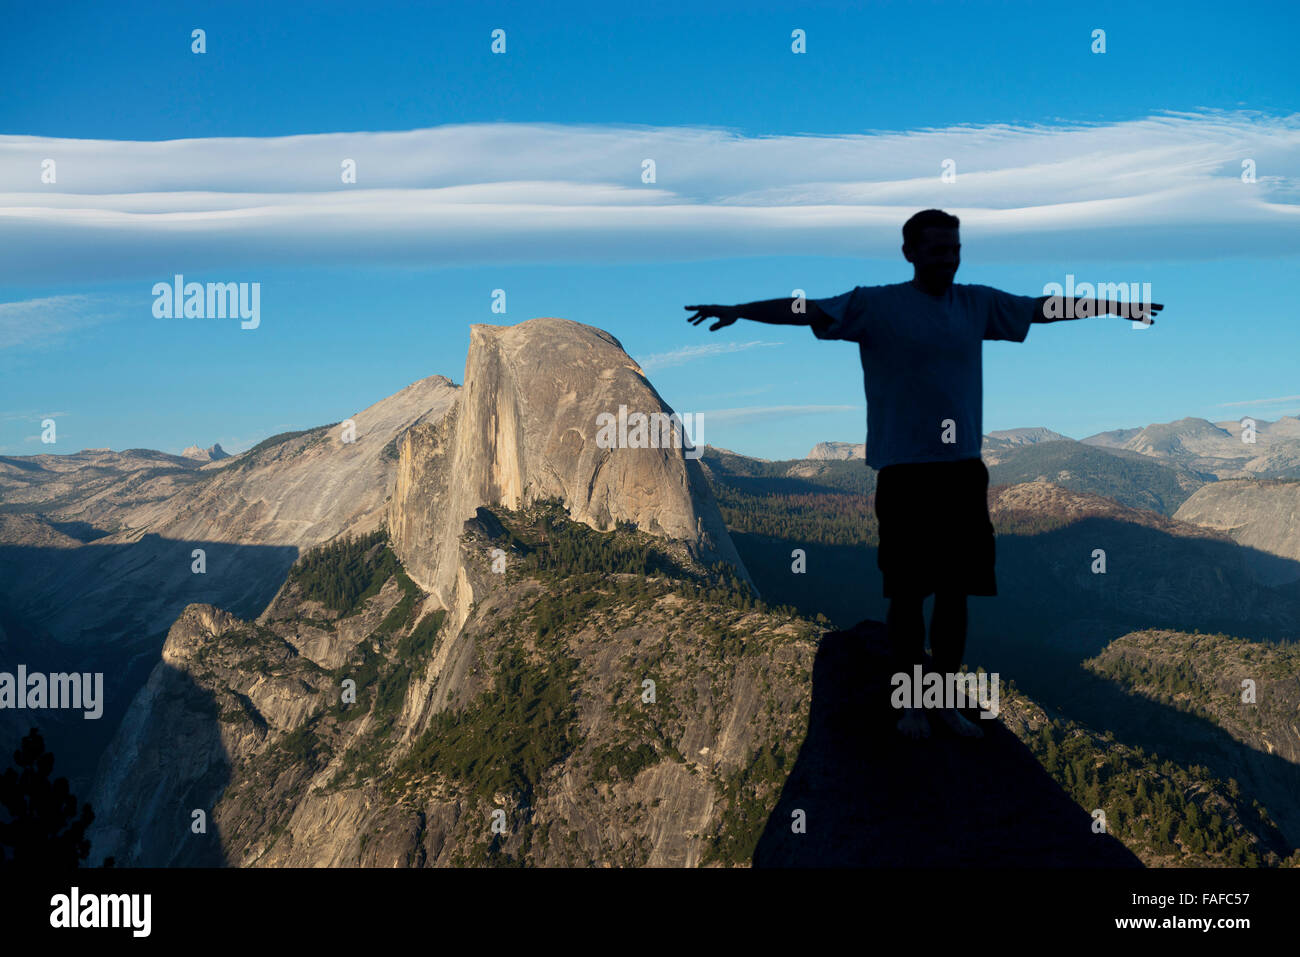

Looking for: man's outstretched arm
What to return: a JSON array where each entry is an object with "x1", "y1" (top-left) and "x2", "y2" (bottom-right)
[
  {"x1": 685, "y1": 298, "x2": 830, "y2": 331},
  {"x1": 1031, "y1": 295, "x2": 1165, "y2": 324}
]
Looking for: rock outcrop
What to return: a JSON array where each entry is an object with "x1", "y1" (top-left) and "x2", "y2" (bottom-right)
[
  {"x1": 181, "y1": 443, "x2": 230, "y2": 462},
  {"x1": 1173, "y1": 479, "x2": 1300, "y2": 584},
  {"x1": 805, "y1": 441, "x2": 865, "y2": 460},
  {"x1": 754, "y1": 621, "x2": 1143, "y2": 867},
  {"x1": 389, "y1": 318, "x2": 749, "y2": 622}
]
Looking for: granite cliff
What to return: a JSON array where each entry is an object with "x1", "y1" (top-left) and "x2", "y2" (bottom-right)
[
  {"x1": 1173, "y1": 479, "x2": 1300, "y2": 584},
  {"x1": 388, "y1": 317, "x2": 749, "y2": 629}
]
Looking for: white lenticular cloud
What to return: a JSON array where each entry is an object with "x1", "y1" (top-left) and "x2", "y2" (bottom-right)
[
  {"x1": 639, "y1": 340, "x2": 784, "y2": 371},
  {"x1": 0, "y1": 294, "x2": 106, "y2": 349},
  {"x1": 702, "y1": 405, "x2": 859, "y2": 425},
  {"x1": 2, "y1": 109, "x2": 1297, "y2": 282},
  {"x1": 1215, "y1": 395, "x2": 1300, "y2": 407}
]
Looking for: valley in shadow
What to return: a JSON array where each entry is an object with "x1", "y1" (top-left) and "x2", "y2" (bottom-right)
[{"x1": 0, "y1": 538, "x2": 298, "y2": 791}]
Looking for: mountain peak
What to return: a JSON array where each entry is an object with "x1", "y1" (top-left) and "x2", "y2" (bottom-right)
[
  {"x1": 389, "y1": 317, "x2": 748, "y2": 621},
  {"x1": 180, "y1": 442, "x2": 229, "y2": 462},
  {"x1": 807, "y1": 441, "x2": 865, "y2": 460},
  {"x1": 984, "y1": 426, "x2": 1071, "y2": 445}
]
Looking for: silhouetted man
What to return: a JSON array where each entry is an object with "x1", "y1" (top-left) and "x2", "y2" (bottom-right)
[{"x1": 686, "y1": 208, "x2": 1163, "y2": 740}]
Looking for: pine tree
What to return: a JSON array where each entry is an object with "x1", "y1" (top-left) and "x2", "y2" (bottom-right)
[{"x1": 0, "y1": 728, "x2": 97, "y2": 867}]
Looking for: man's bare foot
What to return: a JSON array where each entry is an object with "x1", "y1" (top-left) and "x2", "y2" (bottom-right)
[
  {"x1": 896, "y1": 707, "x2": 930, "y2": 740},
  {"x1": 935, "y1": 706, "x2": 984, "y2": 738}
]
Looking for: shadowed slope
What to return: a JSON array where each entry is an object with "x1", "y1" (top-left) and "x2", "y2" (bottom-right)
[{"x1": 753, "y1": 620, "x2": 1143, "y2": 867}]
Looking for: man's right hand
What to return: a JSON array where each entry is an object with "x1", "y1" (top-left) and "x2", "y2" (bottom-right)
[{"x1": 685, "y1": 304, "x2": 738, "y2": 332}]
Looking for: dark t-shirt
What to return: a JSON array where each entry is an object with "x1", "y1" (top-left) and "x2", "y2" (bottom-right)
[{"x1": 810, "y1": 281, "x2": 1038, "y2": 469}]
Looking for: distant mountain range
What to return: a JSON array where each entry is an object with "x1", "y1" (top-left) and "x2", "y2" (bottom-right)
[
  {"x1": 1083, "y1": 415, "x2": 1300, "y2": 479},
  {"x1": 808, "y1": 427, "x2": 1074, "y2": 462},
  {"x1": 803, "y1": 416, "x2": 1300, "y2": 579},
  {"x1": 809, "y1": 415, "x2": 1300, "y2": 479}
]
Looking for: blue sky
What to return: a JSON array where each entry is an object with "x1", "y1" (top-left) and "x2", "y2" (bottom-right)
[{"x1": 2, "y1": 0, "x2": 1298, "y2": 459}]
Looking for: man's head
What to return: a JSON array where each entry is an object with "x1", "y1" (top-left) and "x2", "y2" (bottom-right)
[{"x1": 902, "y1": 209, "x2": 960, "y2": 294}]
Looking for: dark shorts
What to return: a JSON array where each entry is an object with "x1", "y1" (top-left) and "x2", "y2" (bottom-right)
[{"x1": 874, "y1": 457, "x2": 996, "y2": 598}]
